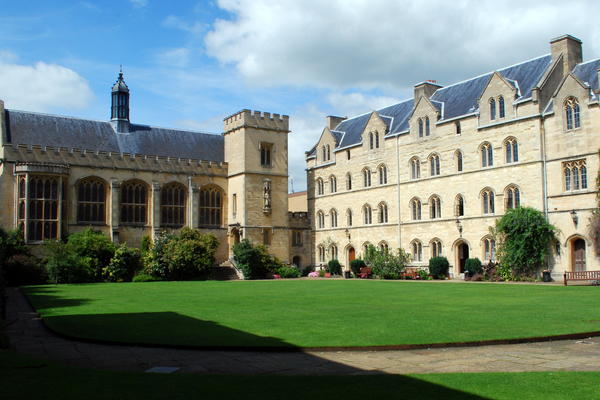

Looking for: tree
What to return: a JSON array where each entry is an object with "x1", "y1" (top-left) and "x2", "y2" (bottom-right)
[
  {"x1": 494, "y1": 207, "x2": 557, "y2": 280},
  {"x1": 363, "y1": 244, "x2": 410, "y2": 280}
]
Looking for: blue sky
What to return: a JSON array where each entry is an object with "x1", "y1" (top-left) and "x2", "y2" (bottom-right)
[{"x1": 1, "y1": 0, "x2": 599, "y2": 192}]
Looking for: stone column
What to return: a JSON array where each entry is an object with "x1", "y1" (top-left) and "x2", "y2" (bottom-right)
[
  {"x1": 110, "y1": 179, "x2": 120, "y2": 243},
  {"x1": 191, "y1": 185, "x2": 200, "y2": 228}
]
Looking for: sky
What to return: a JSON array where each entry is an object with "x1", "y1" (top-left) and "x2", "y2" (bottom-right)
[{"x1": 1, "y1": 0, "x2": 600, "y2": 192}]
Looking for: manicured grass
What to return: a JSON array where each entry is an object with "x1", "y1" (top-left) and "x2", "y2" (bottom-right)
[
  {"x1": 23, "y1": 280, "x2": 600, "y2": 348},
  {"x1": 2, "y1": 350, "x2": 600, "y2": 400}
]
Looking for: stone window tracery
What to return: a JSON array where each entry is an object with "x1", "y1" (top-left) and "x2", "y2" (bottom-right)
[
  {"x1": 565, "y1": 97, "x2": 581, "y2": 130},
  {"x1": 121, "y1": 180, "x2": 147, "y2": 225},
  {"x1": 77, "y1": 177, "x2": 106, "y2": 224},
  {"x1": 161, "y1": 182, "x2": 186, "y2": 228},
  {"x1": 199, "y1": 186, "x2": 223, "y2": 227},
  {"x1": 563, "y1": 159, "x2": 587, "y2": 191}
]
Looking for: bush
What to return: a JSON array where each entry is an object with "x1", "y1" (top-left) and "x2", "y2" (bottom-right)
[
  {"x1": 233, "y1": 239, "x2": 283, "y2": 280},
  {"x1": 0, "y1": 227, "x2": 27, "y2": 265},
  {"x1": 3, "y1": 254, "x2": 47, "y2": 286},
  {"x1": 429, "y1": 257, "x2": 450, "y2": 279},
  {"x1": 301, "y1": 265, "x2": 315, "y2": 277},
  {"x1": 67, "y1": 229, "x2": 116, "y2": 281},
  {"x1": 327, "y1": 259, "x2": 342, "y2": 275},
  {"x1": 364, "y1": 245, "x2": 410, "y2": 280},
  {"x1": 276, "y1": 266, "x2": 301, "y2": 278},
  {"x1": 132, "y1": 273, "x2": 162, "y2": 282},
  {"x1": 350, "y1": 259, "x2": 366, "y2": 276},
  {"x1": 417, "y1": 269, "x2": 431, "y2": 280},
  {"x1": 159, "y1": 228, "x2": 219, "y2": 281},
  {"x1": 45, "y1": 240, "x2": 95, "y2": 283},
  {"x1": 318, "y1": 269, "x2": 326, "y2": 277},
  {"x1": 143, "y1": 232, "x2": 174, "y2": 279},
  {"x1": 104, "y1": 245, "x2": 141, "y2": 282},
  {"x1": 465, "y1": 258, "x2": 483, "y2": 276}
]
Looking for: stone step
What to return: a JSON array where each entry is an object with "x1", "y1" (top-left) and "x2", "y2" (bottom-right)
[{"x1": 209, "y1": 266, "x2": 239, "y2": 281}]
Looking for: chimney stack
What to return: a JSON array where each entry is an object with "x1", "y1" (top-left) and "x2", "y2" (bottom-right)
[
  {"x1": 414, "y1": 80, "x2": 442, "y2": 101},
  {"x1": 550, "y1": 34, "x2": 582, "y2": 76},
  {"x1": 326, "y1": 115, "x2": 346, "y2": 130}
]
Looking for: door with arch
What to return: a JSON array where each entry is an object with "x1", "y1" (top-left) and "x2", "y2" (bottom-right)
[
  {"x1": 292, "y1": 256, "x2": 301, "y2": 269},
  {"x1": 572, "y1": 238, "x2": 586, "y2": 272},
  {"x1": 348, "y1": 247, "x2": 356, "y2": 265},
  {"x1": 455, "y1": 241, "x2": 469, "y2": 274}
]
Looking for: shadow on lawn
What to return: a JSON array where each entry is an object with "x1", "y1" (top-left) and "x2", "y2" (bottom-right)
[{"x1": 22, "y1": 286, "x2": 91, "y2": 310}]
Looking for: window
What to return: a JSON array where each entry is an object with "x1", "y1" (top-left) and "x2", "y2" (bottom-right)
[
  {"x1": 20, "y1": 175, "x2": 61, "y2": 241},
  {"x1": 411, "y1": 198, "x2": 422, "y2": 221},
  {"x1": 490, "y1": 98, "x2": 496, "y2": 120},
  {"x1": 455, "y1": 195, "x2": 465, "y2": 217},
  {"x1": 317, "y1": 210, "x2": 325, "y2": 229},
  {"x1": 346, "y1": 173, "x2": 352, "y2": 190},
  {"x1": 346, "y1": 209, "x2": 353, "y2": 226},
  {"x1": 199, "y1": 186, "x2": 223, "y2": 227},
  {"x1": 505, "y1": 185, "x2": 520, "y2": 210},
  {"x1": 565, "y1": 97, "x2": 581, "y2": 130},
  {"x1": 292, "y1": 230, "x2": 303, "y2": 246},
  {"x1": 410, "y1": 157, "x2": 421, "y2": 179},
  {"x1": 379, "y1": 241, "x2": 389, "y2": 253},
  {"x1": 455, "y1": 121, "x2": 461, "y2": 135},
  {"x1": 121, "y1": 180, "x2": 147, "y2": 225},
  {"x1": 483, "y1": 237, "x2": 496, "y2": 261},
  {"x1": 375, "y1": 131, "x2": 380, "y2": 148},
  {"x1": 330, "y1": 209, "x2": 338, "y2": 228},
  {"x1": 329, "y1": 175, "x2": 337, "y2": 193},
  {"x1": 318, "y1": 245, "x2": 325, "y2": 263},
  {"x1": 378, "y1": 164, "x2": 387, "y2": 184},
  {"x1": 316, "y1": 178, "x2": 324, "y2": 195},
  {"x1": 260, "y1": 142, "x2": 272, "y2": 167},
  {"x1": 411, "y1": 240, "x2": 423, "y2": 262},
  {"x1": 425, "y1": 116, "x2": 430, "y2": 136},
  {"x1": 429, "y1": 195, "x2": 441, "y2": 219},
  {"x1": 369, "y1": 132, "x2": 374, "y2": 150},
  {"x1": 455, "y1": 150, "x2": 463, "y2": 172},
  {"x1": 431, "y1": 239, "x2": 442, "y2": 258},
  {"x1": 329, "y1": 244, "x2": 338, "y2": 260},
  {"x1": 418, "y1": 118, "x2": 423, "y2": 137},
  {"x1": 563, "y1": 159, "x2": 587, "y2": 191},
  {"x1": 481, "y1": 142, "x2": 493, "y2": 167},
  {"x1": 346, "y1": 150, "x2": 351, "y2": 160},
  {"x1": 363, "y1": 168, "x2": 371, "y2": 187},
  {"x1": 505, "y1": 137, "x2": 519, "y2": 163},
  {"x1": 232, "y1": 193, "x2": 237, "y2": 217},
  {"x1": 378, "y1": 202, "x2": 388, "y2": 223},
  {"x1": 429, "y1": 154, "x2": 440, "y2": 176},
  {"x1": 262, "y1": 228, "x2": 271, "y2": 245},
  {"x1": 363, "y1": 204, "x2": 372, "y2": 224},
  {"x1": 326, "y1": 145, "x2": 331, "y2": 161},
  {"x1": 482, "y1": 188, "x2": 495, "y2": 214},
  {"x1": 161, "y1": 182, "x2": 186, "y2": 227},
  {"x1": 77, "y1": 177, "x2": 106, "y2": 224},
  {"x1": 498, "y1": 96, "x2": 505, "y2": 118}
]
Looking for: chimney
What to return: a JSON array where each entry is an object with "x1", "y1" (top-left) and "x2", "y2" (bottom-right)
[
  {"x1": 550, "y1": 34, "x2": 583, "y2": 75},
  {"x1": 0, "y1": 100, "x2": 5, "y2": 145},
  {"x1": 597, "y1": 68, "x2": 600, "y2": 95},
  {"x1": 326, "y1": 115, "x2": 346, "y2": 130},
  {"x1": 414, "y1": 80, "x2": 442, "y2": 101}
]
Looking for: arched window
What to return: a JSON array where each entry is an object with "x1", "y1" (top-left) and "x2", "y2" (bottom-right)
[
  {"x1": 565, "y1": 97, "x2": 581, "y2": 130},
  {"x1": 505, "y1": 185, "x2": 520, "y2": 210},
  {"x1": 317, "y1": 210, "x2": 325, "y2": 229},
  {"x1": 363, "y1": 204, "x2": 372, "y2": 225},
  {"x1": 563, "y1": 159, "x2": 588, "y2": 191},
  {"x1": 411, "y1": 198, "x2": 422, "y2": 221},
  {"x1": 411, "y1": 240, "x2": 423, "y2": 262},
  {"x1": 378, "y1": 164, "x2": 388, "y2": 184},
  {"x1": 455, "y1": 150, "x2": 463, "y2": 172},
  {"x1": 330, "y1": 244, "x2": 338, "y2": 261},
  {"x1": 483, "y1": 237, "x2": 496, "y2": 261},
  {"x1": 322, "y1": 146, "x2": 327, "y2": 162},
  {"x1": 379, "y1": 241, "x2": 389, "y2": 253},
  {"x1": 455, "y1": 121, "x2": 461, "y2": 135},
  {"x1": 375, "y1": 131, "x2": 380, "y2": 148},
  {"x1": 369, "y1": 132, "x2": 374, "y2": 149},
  {"x1": 481, "y1": 142, "x2": 493, "y2": 167},
  {"x1": 410, "y1": 157, "x2": 421, "y2": 179},
  {"x1": 429, "y1": 195, "x2": 441, "y2": 219},
  {"x1": 582, "y1": 165, "x2": 588, "y2": 189},
  {"x1": 199, "y1": 186, "x2": 223, "y2": 227},
  {"x1": 363, "y1": 168, "x2": 371, "y2": 187},
  {"x1": 121, "y1": 180, "x2": 148, "y2": 225},
  {"x1": 326, "y1": 144, "x2": 331, "y2": 161},
  {"x1": 455, "y1": 194, "x2": 465, "y2": 217},
  {"x1": 330, "y1": 209, "x2": 338, "y2": 228},
  {"x1": 346, "y1": 173, "x2": 352, "y2": 190},
  {"x1": 22, "y1": 176, "x2": 61, "y2": 241},
  {"x1": 161, "y1": 182, "x2": 186, "y2": 227},
  {"x1": 346, "y1": 209, "x2": 353, "y2": 226},
  {"x1": 482, "y1": 188, "x2": 495, "y2": 214},
  {"x1": 329, "y1": 175, "x2": 337, "y2": 193},
  {"x1": 425, "y1": 116, "x2": 430, "y2": 136},
  {"x1": 362, "y1": 242, "x2": 372, "y2": 256},
  {"x1": 505, "y1": 137, "x2": 519, "y2": 163},
  {"x1": 429, "y1": 154, "x2": 440, "y2": 176},
  {"x1": 316, "y1": 178, "x2": 324, "y2": 195},
  {"x1": 490, "y1": 98, "x2": 496, "y2": 120},
  {"x1": 498, "y1": 96, "x2": 505, "y2": 118},
  {"x1": 318, "y1": 245, "x2": 325, "y2": 263},
  {"x1": 430, "y1": 239, "x2": 442, "y2": 258},
  {"x1": 378, "y1": 202, "x2": 388, "y2": 223},
  {"x1": 77, "y1": 177, "x2": 106, "y2": 224},
  {"x1": 565, "y1": 167, "x2": 571, "y2": 191},
  {"x1": 418, "y1": 118, "x2": 423, "y2": 137}
]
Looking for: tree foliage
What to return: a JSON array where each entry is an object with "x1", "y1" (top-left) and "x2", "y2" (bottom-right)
[
  {"x1": 428, "y1": 257, "x2": 450, "y2": 279},
  {"x1": 233, "y1": 239, "x2": 284, "y2": 280},
  {"x1": 364, "y1": 245, "x2": 410, "y2": 280},
  {"x1": 495, "y1": 207, "x2": 556, "y2": 280}
]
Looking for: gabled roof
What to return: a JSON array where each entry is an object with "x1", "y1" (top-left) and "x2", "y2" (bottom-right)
[
  {"x1": 4, "y1": 110, "x2": 224, "y2": 162},
  {"x1": 309, "y1": 54, "x2": 552, "y2": 155},
  {"x1": 573, "y1": 58, "x2": 600, "y2": 93}
]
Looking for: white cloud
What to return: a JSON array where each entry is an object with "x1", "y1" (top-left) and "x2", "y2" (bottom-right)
[
  {"x1": 205, "y1": 0, "x2": 600, "y2": 91},
  {"x1": 129, "y1": 0, "x2": 148, "y2": 8},
  {"x1": 155, "y1": 48, "x2": 191, "y2": 68},
  {"x1": 163, "y1": 15, "x2": 206, "y2": 35},
  {"x1": 0, "y1": 59, "x2": 93, "y2": 112}
]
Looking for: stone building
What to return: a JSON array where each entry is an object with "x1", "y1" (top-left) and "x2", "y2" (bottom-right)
[
  {"x1": 306, "y1": 35, "x2": 600, "y2": 279},
  {"x1": 0, "y1": 71, "x2": 311, "y2": 267}
]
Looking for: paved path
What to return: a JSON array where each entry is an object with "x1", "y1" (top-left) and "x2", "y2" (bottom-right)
[{"x1": 5, "y1": 288, "x2": 600, "y2": 375}]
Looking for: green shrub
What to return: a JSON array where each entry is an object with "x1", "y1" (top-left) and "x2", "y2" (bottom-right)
[
  {"x1": 350, "y1": 259, "x2": 366, "y2": 276},
  {"x1": 143, "y1": 232, "x2": 174, "y2": 280},
  {"x1": 67, "y1": 229, "x2": 116, "y2": 281},
  {"x1": 0, "y1": 227, "x2": 27, "y2": 265},
  {"x1": 140, "y1": 235, "x2": 152, "y2": 254},
  {"x1": 3, "y1": 254, "x2": 47, "y2": 286},
  {"x1": 104, "y1": 245, "x2": 141, "y2": 282},
  {"x1": 327, "y1": 259, "x2": 342, "y2": 275},
  {"x1": 318, "y1": 269, "x2": 326, "y2": 277},
  {"x1": 233, "y1": 239, "x2": 283, "y2": 280},
  {"x1": 428, "y1": 256, "x2": 450, "y2": 279},
  {"x1": 465, "y1": 258, "x2": 483, "y2": 276},
  {"x1": 160, "y1": 228, "x2": 219, "y2": 280},
  {"x1": 276, "y1": 266, "x2": 301, "y2": 278},
  {"x1": 364, "y1": 245, "x2": 410, "y2": 280},
  {"x1": 45, "y1": 240, "x2": 95, "y2": 283},
  {"x1": 417, "y1": 269, "x2": 431, "y2": 280},
  {"x1": 132, "y1": 273, "x2": 162, "y2": 282},
  {"x1": 301, "y1": 265, "x2": 315, "y2": 277}
]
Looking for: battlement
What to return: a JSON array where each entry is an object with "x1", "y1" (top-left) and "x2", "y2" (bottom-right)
[{"x1": 223, "y1": 109, "x2": 289, "y2": 134}]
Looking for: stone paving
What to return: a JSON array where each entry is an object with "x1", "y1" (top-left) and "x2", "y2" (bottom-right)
[{"x1": 4, "y1": 288, "x2": 600, "y2": 375}]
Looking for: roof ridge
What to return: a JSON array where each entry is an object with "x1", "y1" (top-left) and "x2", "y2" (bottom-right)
[{"x1": 573, "y1": 57, "x2": 600, "y2": 68}]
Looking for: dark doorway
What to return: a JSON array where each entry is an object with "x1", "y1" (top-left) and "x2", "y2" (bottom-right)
[
  {"x1": 457, "y1": 242, "x2": 469, "y2": 274},
  {"x1": 292, "y1": 256, "x2": 301, "y2": 268},
  {"x1": 573, "y1": 239, "x2": 586, "y2": 272}
]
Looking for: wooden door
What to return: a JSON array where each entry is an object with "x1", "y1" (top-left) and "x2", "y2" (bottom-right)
[
  {"x1": 348, "y1": 247, "x2": 356, "y2": 263},
  {"x1": 573, "y1": 239, "x2": 586, "y2": 272}
]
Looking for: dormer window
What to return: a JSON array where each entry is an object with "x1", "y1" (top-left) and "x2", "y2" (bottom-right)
[
  {"x1": 565, "y1": 97, "x2": 581, "y2": 130},
  {"x1": 425, "y1": 117, "x2": 430, "y2": 136},
  {"x1": 418, "y1": 118, "x2": 423, "y2": 137},
  {"x1": 490, "y1": 98, "x2": 496, "y2": 120},
  {"x1": 498, "y1": 96, "x2": 505, "y2": 118}
]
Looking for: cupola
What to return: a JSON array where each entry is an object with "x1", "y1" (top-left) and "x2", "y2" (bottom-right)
[{"x1": 111, "y1": 68, "x2": 130, "y2": 133}]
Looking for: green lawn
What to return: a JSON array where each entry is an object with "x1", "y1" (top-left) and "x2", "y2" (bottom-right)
[
  {"x1": 23, "y1": 280, "x2": 600, "y2": 348},
  {"x1": 2, "y1": 350, "x2": 600, "y2": 400}
]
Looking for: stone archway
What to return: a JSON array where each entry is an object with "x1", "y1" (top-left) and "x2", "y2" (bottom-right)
[
  {"x1": 454, "y1": 240, "x2": 469, "y2": 275},
  {"x1": 292, "y1": 256, "x2": 301, "y2": 269},
  {"x1": 571, "y1": 237, "x2": 586, "y2": 272}
]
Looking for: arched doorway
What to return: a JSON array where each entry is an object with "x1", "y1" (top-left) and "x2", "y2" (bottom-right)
[
  {"x1": 292, "y1": 256, "x2": 301, "y2": 269},
  {"x1": 348, "y1": 246, "x2": 356, "y2": 264},
  {"x1": 571, "y1": 238, "x2": 586, "y2": 272},
  {"x1": 455, "y1": 241, "x2": 469, "y2": 274}
]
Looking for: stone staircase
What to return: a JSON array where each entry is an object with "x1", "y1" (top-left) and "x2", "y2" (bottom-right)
[{"x1": 210, "y1": 259, "x2": 243, "y2": 280}]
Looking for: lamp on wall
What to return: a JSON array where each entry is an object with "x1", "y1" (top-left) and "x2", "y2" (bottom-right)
[
  {"x1": 570, "y1": 209, "x2": 578, "y2": 226},
  {"x1": 455, "y1": 218, "x2": 463, "y2": 237}
]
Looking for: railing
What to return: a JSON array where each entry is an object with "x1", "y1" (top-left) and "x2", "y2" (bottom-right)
[{"x1": 228, "y1": 258, "x2": 245, "y2": 280}]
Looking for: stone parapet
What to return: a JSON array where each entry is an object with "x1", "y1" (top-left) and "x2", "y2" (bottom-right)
[{"x1": 224, "y1": 109, "x2": 289, "y2": 134}]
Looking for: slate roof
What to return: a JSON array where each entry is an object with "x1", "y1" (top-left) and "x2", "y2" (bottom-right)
[
  {"x1": 3, "y1": 110, "x2": 224, "y2": 162},
  {"x1": 573, "y1": 58, "x2": 600, "y2": 93},
  {"x1": 309, "y1": 54, "x2": 553, "y2": 155}
]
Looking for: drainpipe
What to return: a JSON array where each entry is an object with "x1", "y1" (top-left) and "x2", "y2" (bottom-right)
[
  {"x1": 396, "y1": 134, "x2": 402, "y2": 249},
  {"x1": 540, "y1": 116, "x2": 549, "y2": 220}
]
